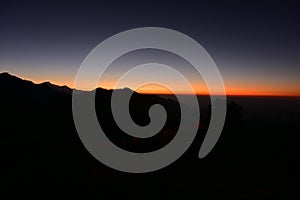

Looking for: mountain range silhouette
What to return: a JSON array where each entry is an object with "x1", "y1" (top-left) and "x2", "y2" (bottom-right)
[{"x1": 0, "y1": 72, "x2": 299, "y2": 198}]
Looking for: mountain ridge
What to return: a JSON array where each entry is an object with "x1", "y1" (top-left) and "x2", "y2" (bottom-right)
[{"x1": 0, "y1": 72, "x2": 140, "y2": 95}]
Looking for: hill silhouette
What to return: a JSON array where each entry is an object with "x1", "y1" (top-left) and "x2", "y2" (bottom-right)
[{"x1": 0, "y1": 72, "x2": 299, "y2": 198}]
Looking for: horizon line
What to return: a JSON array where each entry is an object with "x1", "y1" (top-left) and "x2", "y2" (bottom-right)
[{"x1": 2, "y1": 71, "x2": 300, "y2": 98}]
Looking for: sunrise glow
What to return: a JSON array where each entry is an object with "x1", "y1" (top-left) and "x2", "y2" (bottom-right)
[{"x1": 14, "y1": 72, "x2": 300, "y2": 97}]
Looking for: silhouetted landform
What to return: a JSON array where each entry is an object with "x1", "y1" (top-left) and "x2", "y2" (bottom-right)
[{"x1": 1, "y1": 72, "x2": 299, "y2": 198}]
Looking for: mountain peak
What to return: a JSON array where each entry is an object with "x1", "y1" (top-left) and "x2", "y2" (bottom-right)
[
  {"x1": 0, "y1": 72, "x2": 17, "y2": 78},
  {"x1": 41, "y1": 81, "x2": 52, "y2": 85},
  {"x1": 0, "y1": 72, "x2": 72, "y2": 95},
  {"x1": 0, "y1": 72, "x2": 34, "y2": 85},
  {"x1": 0, "y1": 72, "x2": 10, "y2": 76}
]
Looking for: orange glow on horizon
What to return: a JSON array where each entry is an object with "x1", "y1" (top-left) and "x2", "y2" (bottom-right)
[
  {"x1": 30, "y1": 79, "x2": 300, "y2": 97},
  {"x1": 9, "y1": 72, "x2": 300, "y2": 97}
]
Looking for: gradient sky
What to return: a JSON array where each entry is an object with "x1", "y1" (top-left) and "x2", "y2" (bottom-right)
[{"x1": 0, "y1": 0, "x2": 299, "y2": 95}]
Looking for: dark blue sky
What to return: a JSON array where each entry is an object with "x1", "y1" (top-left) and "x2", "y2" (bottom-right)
[{"x1": 0, "y1": 0, "x2": 299, "y2": 95}]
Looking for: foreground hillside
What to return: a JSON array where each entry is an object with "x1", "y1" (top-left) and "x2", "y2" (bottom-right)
[{"x1": 0, "y1": 72, "x2": 299, "y2": 198}]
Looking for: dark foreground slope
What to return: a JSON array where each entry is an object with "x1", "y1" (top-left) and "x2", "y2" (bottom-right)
[{"x1": 0, "y1": 72, "x2": 299, "y2": 198}]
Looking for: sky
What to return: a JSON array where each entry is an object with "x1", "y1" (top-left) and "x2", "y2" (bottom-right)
[{"x1": 0, "y1": 0, "x2": 299, "y2": 96}]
